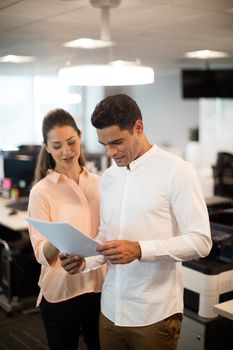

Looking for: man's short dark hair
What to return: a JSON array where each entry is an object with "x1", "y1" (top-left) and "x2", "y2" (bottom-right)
[{"x1": 91, "y1": 94, "x2": 142, "y2": 132}]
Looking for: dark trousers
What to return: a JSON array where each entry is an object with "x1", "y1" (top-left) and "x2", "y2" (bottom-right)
[
  {"x1": 99, "y1": 312, "x2": 183, "y2": 350},
  {"x1": 40, "y1": 292, "x2": 101, "y2": 350}
]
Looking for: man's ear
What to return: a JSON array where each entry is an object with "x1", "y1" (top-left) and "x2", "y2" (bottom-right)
[{"x1": 134, "y1": 120, "x2": 144, "y2": 134}]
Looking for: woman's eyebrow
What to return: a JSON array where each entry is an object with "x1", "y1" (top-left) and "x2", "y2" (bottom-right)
[{"x1": 51, "y1": 136, "x2": 75, "y2": 144}]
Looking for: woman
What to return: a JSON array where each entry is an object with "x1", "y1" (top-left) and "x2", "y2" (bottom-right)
[{"x1": 28, "y1": 108, "x2": 106, "y2": 350}]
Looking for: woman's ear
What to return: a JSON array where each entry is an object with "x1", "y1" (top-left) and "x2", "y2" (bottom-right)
[
  {"x1": 43, "y1": 142, "x2": 50, "y2": 154},
  {"x1": 79, "y1": 131, "x2": 83, "y2": 142}
]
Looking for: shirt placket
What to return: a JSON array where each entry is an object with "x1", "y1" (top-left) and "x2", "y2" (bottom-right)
[
  {"x1": 114, "y1": 170, "x2": 131, "y2": 325},
  {"x1": 67, "y1": 178, "x2": 92, "y2": 235}
]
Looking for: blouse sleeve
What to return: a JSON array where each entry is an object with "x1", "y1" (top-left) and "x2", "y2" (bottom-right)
[{"x1": 28, "y1": 186, "x2": 52, "y2": 266}]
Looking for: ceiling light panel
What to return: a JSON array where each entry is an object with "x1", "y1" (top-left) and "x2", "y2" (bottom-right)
[
  {"x1": 0, "y1": 55, "x2": 35, "y2": 63},
  {"x1": 185, "y1": 50, "x2": 229, "y2": 59},
  {"x1": 59, "y1": 64, "x2": 154, "y2": 86},
  {"x1": 63, "y1": 38, "x2": 115, "y2": 49}
]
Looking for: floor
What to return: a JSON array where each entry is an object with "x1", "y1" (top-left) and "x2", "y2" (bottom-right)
[{"x1": 0, "y1": 306, "x2": 87, "y2": 350}]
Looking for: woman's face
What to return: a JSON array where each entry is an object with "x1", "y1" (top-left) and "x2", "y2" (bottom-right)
[{"x1": 45, "y1": 125, "x2": 81, "y2": 173}]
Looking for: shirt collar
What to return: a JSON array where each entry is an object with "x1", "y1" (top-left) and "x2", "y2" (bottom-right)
[
  {"x1": 128, "y1": 144, "x2": 158, "y2": 170},
  {"x1": 47, "y1": 167, "x2": 88, "y2": 184}
]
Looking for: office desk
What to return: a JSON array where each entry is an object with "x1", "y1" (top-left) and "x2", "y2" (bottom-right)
[
  {"x1": 0, "y1": 197, "x2": 28, "y2": 231},
  {"x1": 0, "y1": 197, "x2": 39, "y2": 314},
  {"x1": 213, "y1": 300, "x2": 233, "y2": 321},
  {"x1": 205, "y1": 195, "x2": 233, "y2": 207},
  {"x1": 205, "y1": 195, "x2": 233, "y2": 215}
]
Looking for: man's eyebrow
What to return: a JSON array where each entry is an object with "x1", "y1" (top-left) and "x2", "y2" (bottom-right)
[{"x1": 98, "y1": 138, "x2": 124, "y2": 146}]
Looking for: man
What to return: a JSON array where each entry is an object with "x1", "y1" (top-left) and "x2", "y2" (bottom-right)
[{"x1": 60, "y1": 94, "x2": 212, "y2": 350}]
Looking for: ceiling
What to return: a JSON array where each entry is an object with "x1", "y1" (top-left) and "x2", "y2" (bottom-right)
[{"x1": 0, "y1": 0, "x2": 233, "y2": 75}]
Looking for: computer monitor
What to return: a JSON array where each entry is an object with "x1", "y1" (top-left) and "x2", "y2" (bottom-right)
[
  {"x1": 3, "y1": 150, "x2": 39, "y2": 197},
  {"x1": 4, "y1": 153, "x2": 35, "y2": 181}
]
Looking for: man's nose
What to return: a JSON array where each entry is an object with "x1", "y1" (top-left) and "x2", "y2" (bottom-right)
[{"x1": 106, "y1": 145, "x2": 117, "y2": 158}]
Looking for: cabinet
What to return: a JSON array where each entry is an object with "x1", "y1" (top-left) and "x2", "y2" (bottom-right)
[
  {"x1": 177, "y1": 308, "x2": 233, "y2": 350},
  {"x1": 177, "y1": 312, "x2": 205, "y2": 350}
]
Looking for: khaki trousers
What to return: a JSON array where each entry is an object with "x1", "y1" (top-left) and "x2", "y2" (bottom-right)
[{"x1": 99, "y1": 312, "x2": 182, "y2": 350}]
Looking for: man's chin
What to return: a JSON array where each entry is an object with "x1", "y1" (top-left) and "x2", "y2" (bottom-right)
[{"x1": 113, "y1": 158, "x2": 127, "y2": 167}]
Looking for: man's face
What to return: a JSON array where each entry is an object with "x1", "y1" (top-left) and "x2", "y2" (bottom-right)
[{"x1": 97, "y1": 121, "x2": 144, "y2": 167}]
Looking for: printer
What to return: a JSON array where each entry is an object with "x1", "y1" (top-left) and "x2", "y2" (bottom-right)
[
  {"x1": 182, "y1": 204, "x2": 233, "y2": 318},
  {"x1": 212, "y1": 151, "x2": 233, "y2": 199}
]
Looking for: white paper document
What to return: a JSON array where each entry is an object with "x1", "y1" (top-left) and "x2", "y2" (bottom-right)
[{"x1": 27, "y1": 218, "x2": 100, "y2": 256}]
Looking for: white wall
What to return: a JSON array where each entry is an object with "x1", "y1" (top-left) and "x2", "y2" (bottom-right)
[
  {"x1": 2, "y1": 70, "x2": 232, "y2": 165},
  {"x1": 0, "y1": 76, "x2": 34, "y2": 149},
  {"x1": 82, "y1": 86, "x2": 105, "y2": 153},
  {"x1": 0, "y1": 71, "x2": 199, "y2": 155},
  {"x1": 199, "y1": 98, "x2": 233, "y2": 168},
  {"x1": 0, "y1": 75, "x2": 83, "y2": 149}
]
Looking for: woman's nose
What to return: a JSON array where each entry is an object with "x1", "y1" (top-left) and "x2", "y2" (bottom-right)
[{"x1": 61, "y1": 144, "x2": 71, "y2": 155}]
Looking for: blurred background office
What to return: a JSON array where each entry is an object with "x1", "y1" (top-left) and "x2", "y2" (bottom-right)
[
  {"x1": 0, "y1": 0, "x2": 233, "y2": 188},
  {"x1": 0, "y1": 1, "x2": 233, "y2": 350}
]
